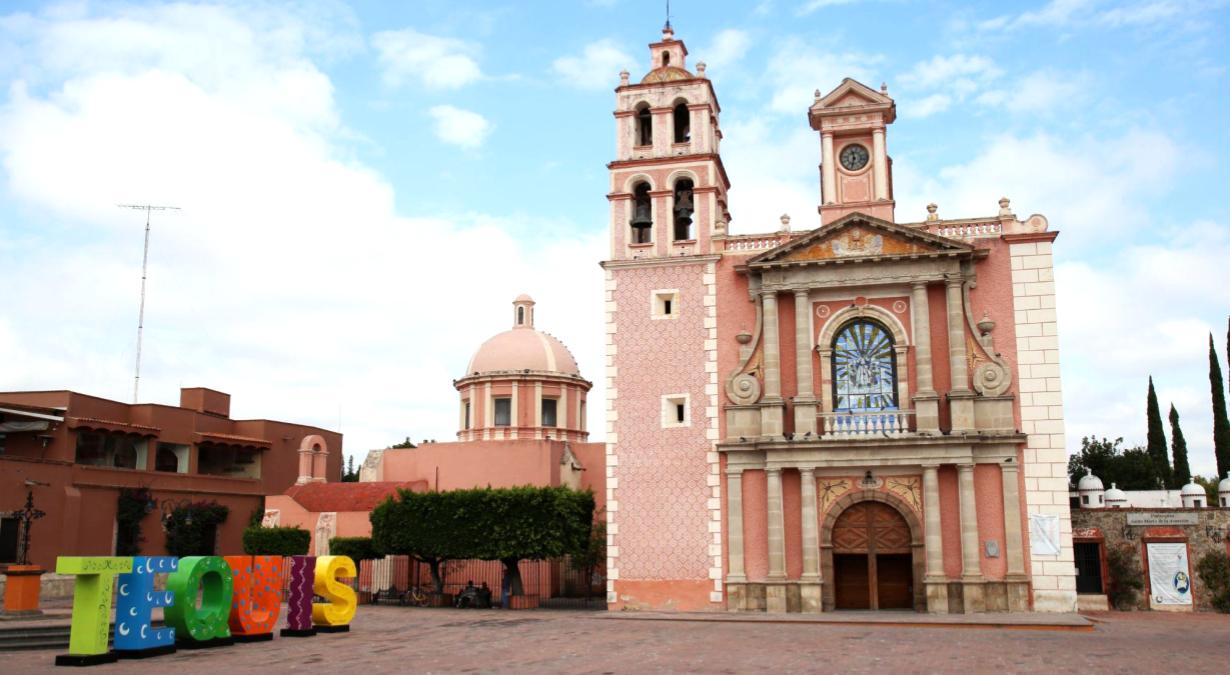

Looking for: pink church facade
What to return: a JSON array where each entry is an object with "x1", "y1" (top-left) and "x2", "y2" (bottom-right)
[{"x1": 603, "y1": 28, "x2": 1075, "y2": 613}]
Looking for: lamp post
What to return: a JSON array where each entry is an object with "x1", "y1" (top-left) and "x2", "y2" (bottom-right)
[{"x1": 15, "y1": 490, "x2": 46, "y2": 566}]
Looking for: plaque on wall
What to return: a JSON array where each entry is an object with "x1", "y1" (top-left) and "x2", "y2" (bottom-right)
[{"x1": 1126, "y1": 512, "x2": 1199, "y2": 526}]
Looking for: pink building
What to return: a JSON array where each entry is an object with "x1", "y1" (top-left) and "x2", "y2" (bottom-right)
[
  {"x1": 270, "y1": 296, "x2": 605, "y2": 552},
  {"x1": 603, "y1": 27, "x2": 1074, "y2": 614}
]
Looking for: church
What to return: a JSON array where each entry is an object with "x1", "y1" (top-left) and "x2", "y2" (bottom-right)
[{"x1": 602, "y1": 26, "x2": 1075, "y2": 613}]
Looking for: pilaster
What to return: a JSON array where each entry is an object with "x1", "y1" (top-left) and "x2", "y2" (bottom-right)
[
  {"x1": 957, "y1": 463, "x2": 985, "y2": 613},
  {"x1": 911, "y1": 282, "x2": 940, "y2": 433},
  {"x1": 946, "y1": 276, "x2": 974, "y2": 432},
  {"x1": 793, "y1": 289, "x2": 817, "y2": 435},
  {"x1": 921, "y1": 463, "x2": 948, "y2": 613},
  {"x1": 761, "y1": 291, "x2": 784, "y2": 436}
]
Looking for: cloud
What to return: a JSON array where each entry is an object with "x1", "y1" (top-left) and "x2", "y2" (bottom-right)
[
  {"x1": 552, "y1": 38, "x2": 634, "y2": 90},
  {"x1": 765, "y1": 39, "x2": 882, "y2": 114},
  {"x1": 700, "y1": 29, "x2": 751, "y2": 74},
  {"x1": 428, "y1": 105, "x2": 492, "y2": 149},
  {"x1": 371, "y1": 28, "x2": 482, "y2": 89},
  {"x1": 979, "y1": 0, "x2": 1220, "y2": 32},
  {"x1": 0, "y1": 4, "x2": 605, "y2": 461},
  {"x1": 798, "y1": 0, "x2": 864, "y2": 15},
  {"x1": 896, "y1": 54, "x2": 1001, "y2": 118}
]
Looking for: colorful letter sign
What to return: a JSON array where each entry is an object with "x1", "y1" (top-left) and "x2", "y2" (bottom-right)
[
  {"x1": 225, "y1": 555, "x2": 283, "y2": 639},
  {"x1": 54, "y1": 557, "x2": 134, "y2": 665},
  {"x1": 312, "y1": 555, "x2": 358, "y2": 627},
  {"x1": 114, "y1": 556, "x2": 178, "y2": 655},
  {"x1": 281, "y1": 555, "x2": 317, "y2": 636},
  {"x1": 164, "y1": 556, "x2": 234, "y2": 643}
]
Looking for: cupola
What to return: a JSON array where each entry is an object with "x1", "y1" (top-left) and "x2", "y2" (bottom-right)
[
  {"x1": 1076, "y1": 469, "x2": 1105, "y2": 509},
  {"x1": 1180, "y1": 481, "x2": 1207, "y2": 509}
]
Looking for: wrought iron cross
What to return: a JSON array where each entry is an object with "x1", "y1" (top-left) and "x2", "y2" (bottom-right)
[{"x1": 15, "y1": 490, "x2": 46, "y2": 566}]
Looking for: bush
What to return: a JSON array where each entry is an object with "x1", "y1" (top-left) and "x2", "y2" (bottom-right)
[
  {"x1": 242, "y1": 526, "x2": 311, "y2": 556},
  {"x1": 116, "y1": 487, "x2": 155, "y2": 556},
  {"x1": 1197, "y1": 550, "x2": 1230, "y2": 613},
  {"x1": 1106, "y1": 543, "x2": 1145, "y2": 610},
  {"x1": 329, "y1": 536, "x2": 378, "y2": 561},
  {"x1": 164, "y1": 501, "x2": 229, "y2": 557}
]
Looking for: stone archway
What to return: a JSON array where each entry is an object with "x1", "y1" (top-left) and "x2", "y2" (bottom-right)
[{"x1": 820, "y1": 489, "x2": 925, "y2": 611}]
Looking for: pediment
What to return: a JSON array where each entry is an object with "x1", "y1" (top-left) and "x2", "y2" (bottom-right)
[
  {"x1": 811, "y1": 78, "x2": 893, "y2": 112},
  {"x1": 747, "y1": 213, "x2": 972, "y2": 267}
]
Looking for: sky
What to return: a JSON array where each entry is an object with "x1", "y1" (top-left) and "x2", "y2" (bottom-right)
[{"x1": 1, "y1": 0, "x2": 1228, "y2": 477}]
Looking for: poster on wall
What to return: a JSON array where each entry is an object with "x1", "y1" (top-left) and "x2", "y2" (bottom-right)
[
  {"x1": 1146, "y1": 542, "x2": 1193, "y2": 607},
  {"x1": 1028, "y1": 514, "x2": 1060, "y2": 555}
]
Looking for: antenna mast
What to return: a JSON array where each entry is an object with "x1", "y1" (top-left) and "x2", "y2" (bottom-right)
[
  {"x1": 665, "y1": 0, "x2": 672, "y2": 30},
  {"x1": 118, "y1": 204, "x2": 181, "y2": 403}
]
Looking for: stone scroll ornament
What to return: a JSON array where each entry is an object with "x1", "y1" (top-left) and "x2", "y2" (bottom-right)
[
  {"x1": 165, "y1": 556, "x2": 234, "y2": 644},
  {"x1": 225, "y1": 555, "x2": 283, "y2": 640},
  {"x1": 725, "y1": 296, "x2": 764, "y2": 405},
  {"x1": 962, "y1": 280, "x2": 1013, "y2": 396},
  {"x1": 282, "y1": 555, "x2": 318, "y2": 636},
  {"x1": 114, "y1": 556, "x2": 178, "y2": 656},
  {"x1": 54, "y1": 557, "x2": 134, "y2": 666},
  {"x1": 312, "y1": 555, "x2": 358, "y2": 629}
]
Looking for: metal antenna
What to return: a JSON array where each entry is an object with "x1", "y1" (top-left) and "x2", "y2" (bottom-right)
[
  {"x1": 118, "y1": 204, "x2": 181, "y2": 403},
  {"x1": 665, "y1": 0, "x2": 672, "y2": 30}
]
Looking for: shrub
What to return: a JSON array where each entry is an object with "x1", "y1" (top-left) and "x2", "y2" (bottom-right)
[
  {"x1": 1196, "y1": 550, "x2": 1230, "y2": 613},
  {"x1": 164, "y1": 501, "x2": 229, "y2": 557},
  {"x1": 116, "y1": 487, "x2": 155, "y2": 556},
  {"x1": 1106, "y1": 543, "x2": 1145, "y2": 610},
  {"x1": 242, "y1": 526, "x2": 310, "y2": 556},
  {"x1": 329, "y1": 536, "x2": 378, "y2": 561}
]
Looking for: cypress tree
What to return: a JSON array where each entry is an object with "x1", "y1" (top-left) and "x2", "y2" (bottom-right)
[
  {"x1": 1212, "y1": 333, "x2": 1230, "y2": 479},
  {"x1": 1145, "y1": 377, "x2": 1171, "y2": 487},
  {"x1": 1169, "y1": 404, "x2": 1191, "y2": 487}
]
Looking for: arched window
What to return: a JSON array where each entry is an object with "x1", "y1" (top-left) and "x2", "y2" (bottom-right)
[
  {"x1": 672, "y1": 178, "x2": 694, "y2": 241},
  {"x1": 636, "y1": 105, "x2": 652, "y2": 146},
  {"x1": 662, "y1": 52, "x2": 671, "y2": 67},
  {"x1": 832, "y1": 319, "x2": 898, "y2": 412},
  {"x1": 673, "y1": 103, "x2": 690, "y2": 143},
  {"x1": 630, "y1": 181, "x2": 653, "y2": 244}
]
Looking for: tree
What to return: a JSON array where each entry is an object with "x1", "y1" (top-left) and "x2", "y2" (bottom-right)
[
  {"x1": 467, "y1": 486, "x2": 595, "y2": 599},
  {"x1": 390, "y1": 437, "x2": 417, "y2": 449},
  {"x1": 1170, "y1": 404, "x2": 1191, "y2": 487},
  {"x1": 1211, "y1": 333, "x2": 1230, "y2": 479},
  {"x1": 1193, "y1": 475, "x2": 1219, "y2": 504},
  {"x1": 370, "y1": 489, "x2": 462, "y2": 594},
  {"x1": 1068, "y1": 436, "x2": 1158, "y2": 490},
  {"x1": 242, "y1": 526, "x2": 310, "y2": 555},
  {"x1": 1145, "y1": 377, "x2": 1171, "y2": 487},
  {"x1": 341, "y1": 455, "x2": 359, "y2": 482}
]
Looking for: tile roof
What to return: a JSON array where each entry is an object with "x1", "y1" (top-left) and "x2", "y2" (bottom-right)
[
  {"x1": 283, "y1": 481, "x2": 428, "y2": 513},
  {"x1": 195, "y1": 431, "x2": 272, "y2": 447},
  {"x1": 68, "y1": 416, "x2": 160, "y2": 434}
]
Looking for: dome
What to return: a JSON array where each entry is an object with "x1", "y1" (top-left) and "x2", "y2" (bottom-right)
[
  {"x1": 464, "y1": 295, "x2": 582, "y2": 377},
  {"x1": 1104, "y1": 483, "x2": 1128, "y2": 507},
  {"x1": 1219, "y1": 472, "x2": 1230, "y2": 495},
  {"x1": 641, "y1": 66, "x2": 692, "y2": 84},
  {"x1": 1077, "y1": 471, "x2": 1104, "y2": 492},
  {"x1": 1181, "y1": 482, "x2": 1206, "y2": 497}
]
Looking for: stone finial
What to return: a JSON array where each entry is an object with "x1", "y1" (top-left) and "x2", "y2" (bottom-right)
[
  {"x1": 780, "y1": 213, "x2": 791, "y2": 231},
  {"x1": 663, "y1": 24, "x2": 675, "y2": 40},
  {"x1": 977, "y1": 311, "x2": 996, "y2": 335},
  {"x1": 998, "y1": 196, "x2": 1013, "y2": 217},
  {"x1": 619, "y1": 70, "x2": 630, "y2": 86},
  {"x1": 880, "y1": 82, "x2": 888, "y2": 94},
  {"x1": 814, "y1": 89, "x2": 822, "y2": 101},
  {"x1": 926, "y1": 202, "x2": 939, "y2": 221},
  {"x1": 714, "y1": 219, "x2": 728, "y2": 236},
  {"x1": 696, "y1": 61, "x2": 707, "y2": 78}
]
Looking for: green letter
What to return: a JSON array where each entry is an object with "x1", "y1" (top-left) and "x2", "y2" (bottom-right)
[{"x1": 165, "y1": 556, "x2": 234, "y2": 642}]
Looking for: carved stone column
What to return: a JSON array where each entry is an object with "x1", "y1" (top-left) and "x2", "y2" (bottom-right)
[
  {"x1": 945, "y1": 276, "x2": 975, "y2": 432},
  {"x1": 911, "y1": 282, "x2": 940, "y2": 433},
  {"x1": 725, "y1": 468, "x2": 747, "y2": 611},
  {"x1": 1000, "y1": 461, "x2": 1030, "y2": 611},
  {"x1": 793, "y1": 289, "x2": 817, "y2": 435},
  {"x1": 957, "y1": 463, "x2": 985, "y2": 613},
  {"x1": 821, "y1": 133, "x2": 836, "y2": 204},
  {"x1": 921, "y1": 463, "x2": 948, "y2": 613},
  {"x1": 800, "y1": 467, "x2": 822, "y2": 612},
  {"x1": 761, "y1": 291, "x2": 784, "y2": 436},
  {"x1": 766, "y1": 468, "x2": 787, "y2": 612},
  {"x1": 872, "y1": 127, "x2": 888, "y2": 200}
]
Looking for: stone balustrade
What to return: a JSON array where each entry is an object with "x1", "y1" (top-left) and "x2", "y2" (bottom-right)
[{"x1": 818, "y1": 409, "x2": 915, "y2": 438}]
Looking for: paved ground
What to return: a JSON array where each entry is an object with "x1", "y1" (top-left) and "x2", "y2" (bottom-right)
[{"x1": 10, "y1": 607, "x2": 1230, "y2": 673}]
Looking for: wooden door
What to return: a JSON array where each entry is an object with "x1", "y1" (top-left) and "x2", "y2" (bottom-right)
[{"x1": 831, "y1": 502, "x2": 913, "y2": 610}]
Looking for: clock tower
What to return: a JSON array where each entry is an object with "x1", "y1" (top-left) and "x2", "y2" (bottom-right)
[{"x1": 809, "y1": 78, "x2": 897, "y2": 225}]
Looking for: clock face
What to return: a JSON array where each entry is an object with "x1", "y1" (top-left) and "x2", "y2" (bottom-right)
[{"x1": 839, "y1": 144, "x2": 870, "y2": 171}]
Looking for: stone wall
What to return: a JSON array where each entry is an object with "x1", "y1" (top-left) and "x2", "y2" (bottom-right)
[{"x1": 1072, "y1": 508, "x2": 1230, "y2": 611}]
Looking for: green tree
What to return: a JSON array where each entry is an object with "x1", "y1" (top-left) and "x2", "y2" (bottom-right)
[
  {"x1": 370, "y1": 489, "x2": 462, "y2": 594},
  {"x1": 1193, "y1": 475, "x2": 1219, "y2": 504},
  {"x1": 1169, "y1": 404, "x2": 1191, "y2": 487},
  {"x1": 329, "y1": 536, "x2": 379, "y2": 561},
  {"x1": 1068, "y1": 436, "x2": 1158, "y2": 491},
  {"x1": 341, "y1": 455, "x2": 359, "y2": 482},
  {"x1": 242, "y1": 526, "x2": 310, "y2": 555},
  {"x1": 1146, "y1": 377, "x2": 1171, "y2": 487},
  {"x1": 390, "y1": 437, "x2": 417, "y2": 449},
  {"x1": 1211, "y1": 333, "x2": 1230, "y2": 479}
]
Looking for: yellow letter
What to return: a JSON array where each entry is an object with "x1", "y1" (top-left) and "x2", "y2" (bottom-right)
[{"x1": 311, "y1": 555, "x2": 357, "y2": 627}]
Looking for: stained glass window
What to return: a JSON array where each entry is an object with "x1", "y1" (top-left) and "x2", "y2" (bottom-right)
[{"x1": 832, "y1": 319, "x2": 898, "y2": 412}]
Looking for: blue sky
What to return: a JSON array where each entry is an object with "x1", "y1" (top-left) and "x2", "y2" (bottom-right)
[{"x1": 1, "y1": 0, "x2": 1228, "y2": 477}]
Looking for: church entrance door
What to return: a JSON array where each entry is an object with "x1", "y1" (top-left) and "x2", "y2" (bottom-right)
[{"x1": 831, "y1": 501, "x2": 913, "y2": 610}]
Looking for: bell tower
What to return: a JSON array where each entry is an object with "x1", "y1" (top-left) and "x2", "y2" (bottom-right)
[
  {"x1": 608, "y1": 24, "x2": 730, "y2": 260},
  {"x1": 809, "y1": 78, "x2": 897, "y2": 225}
]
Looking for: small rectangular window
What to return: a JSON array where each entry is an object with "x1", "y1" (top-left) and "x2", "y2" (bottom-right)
[
  {"x1": 542, "y1": 398, "x2": 558, "y2": 427},
  {"x1": 661, "y1": 394, "x2": 690, "y2": 428},
  {"x1": 464, "y1": 401, "x2": 471, "y2": 430},
  {"x1": 663, "y1": 299, "x2": 672, "y2": 315},
  {"x1": 675, "y1": 403, "x2": 685, "y2": 423},
  {"x1": 494, "y1": 398, "x2": 511, "y2": 426},
  {"x1": 1081, "y1": 495, "x2": 1089, "y2": 505},
  {"x1": 652, "y1": 290, "x2": 680, "y2": 319},
  {"x1": 579, "y1": 401, "x2": 586, "y2": 431}
]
